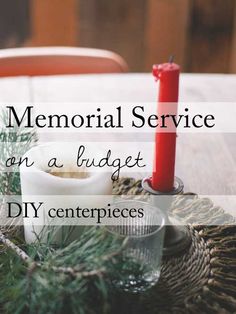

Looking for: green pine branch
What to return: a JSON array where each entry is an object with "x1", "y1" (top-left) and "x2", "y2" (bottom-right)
[
  {"x1": 0, "y1": 109, "x2": 136, "y2": 314},
  {"x1": 0, "y1": 226, "x2": 128, "y2": 314},
  {"x1": 0, "y1": 108, "x2": 38, "y2": 196}
]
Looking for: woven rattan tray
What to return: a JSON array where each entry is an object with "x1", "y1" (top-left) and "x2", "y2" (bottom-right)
[{"x1": 111, "y1": 178, "x2": 236, "y2": 314}]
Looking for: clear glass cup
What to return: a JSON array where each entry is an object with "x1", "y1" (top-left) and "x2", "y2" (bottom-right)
[{"x1": 107, "y1": 200, "x2": 165, "y2": 293}]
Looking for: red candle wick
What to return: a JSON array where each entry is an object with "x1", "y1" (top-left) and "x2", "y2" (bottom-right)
[{"x1": 168, "y1": 55, "x2": 175, "y2": 64}]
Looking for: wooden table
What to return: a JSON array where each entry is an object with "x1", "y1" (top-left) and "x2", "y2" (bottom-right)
[{"x1": 0, "y1": 73, "x2": 236, "y2": 215}]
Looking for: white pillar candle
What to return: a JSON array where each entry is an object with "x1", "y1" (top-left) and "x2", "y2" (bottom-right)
[{"x1": 20, "y1": 143, "x2": 112, "y2": 243}]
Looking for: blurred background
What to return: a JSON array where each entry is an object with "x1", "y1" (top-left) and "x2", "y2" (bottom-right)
[{"x1": 0, "y1": 0, "x2": 236, "y2": 73}]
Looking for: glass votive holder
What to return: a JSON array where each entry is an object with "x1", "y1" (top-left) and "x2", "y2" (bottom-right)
[{"x1": 107, "y1": 200, "x2": 165, "y2": 293}]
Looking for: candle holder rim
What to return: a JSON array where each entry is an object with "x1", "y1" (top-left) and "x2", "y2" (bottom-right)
[{"x1": 142, "y1": 176, "x2": 184, "y2": 195}]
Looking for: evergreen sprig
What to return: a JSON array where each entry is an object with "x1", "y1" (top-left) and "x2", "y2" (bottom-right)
[
  {"x1": 0, "y1": 112, "x2": 146, "y2": 314},
  {"x1": 0, "y1": 108, "x2": 38, "y2": 196},
  {"x1": 0, "y1": 108, "x2": 38, "y2": 236},
  {"x1": 0, "y1": 227, "x2": 127, "y2": 314},
  {"x1": 0, "y1": 109, "x2": 133, "y2": 314}
]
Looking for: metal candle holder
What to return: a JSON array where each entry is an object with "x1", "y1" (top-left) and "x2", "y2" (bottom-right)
[{"x1": 142, "y1": 176, "x2": 191, "y2": 256}]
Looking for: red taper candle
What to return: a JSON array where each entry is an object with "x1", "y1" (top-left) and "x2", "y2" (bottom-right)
[{"x1": 152, "y1": 58, "x2": 180, "y2": 192}]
